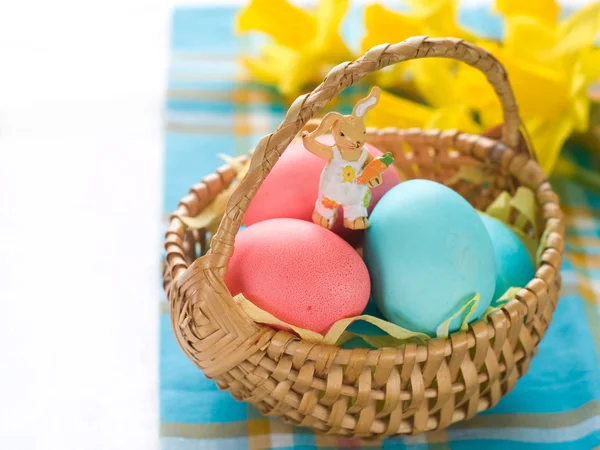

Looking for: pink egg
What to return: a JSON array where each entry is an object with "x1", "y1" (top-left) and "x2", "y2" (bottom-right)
[
  {"x1": 225, "y1": 218, "x2": 370, "y2": 334},
  {"x1": 243, "y1": 139, "x2": 321, "y2": 226},
  {"x1": 243, "y1": 136, "x2": 400, "y2": 243}
]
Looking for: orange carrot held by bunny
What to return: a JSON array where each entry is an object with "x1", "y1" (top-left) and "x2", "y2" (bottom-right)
[
  {"x1": 301, "y1": 86, "x2": 393, "y2": 230},
  {"x1": 356, "y1": 152, "x2": 394, "y2": 184}
]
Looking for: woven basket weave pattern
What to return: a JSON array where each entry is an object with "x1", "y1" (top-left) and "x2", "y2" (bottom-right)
[{"x1": 163, "y1": 37, "x2": 564, "y2": 437}]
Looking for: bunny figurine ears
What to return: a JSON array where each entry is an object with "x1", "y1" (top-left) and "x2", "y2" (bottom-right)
[
  {"x1": 322, "y1": 86, "x2": 380, "y2": 135},
  {"x1": 353, "y1": 86, "x2": 380, "y2": 118},
  {"x1": 303, "y1": 86, "x2": 381, "y2": 153}
]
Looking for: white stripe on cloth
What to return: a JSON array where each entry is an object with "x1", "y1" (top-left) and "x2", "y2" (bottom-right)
[{"x1": 444, "y1": 415, "x2": 600, "y2": 443}]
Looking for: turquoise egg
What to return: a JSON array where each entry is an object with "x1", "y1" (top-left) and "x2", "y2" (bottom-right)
[
  {"x1": 342, "y1": 300, "x2": 386, "y2": 350},
  {"x1": 478, "y1": 213, "x2": 535, "y2": 302},
  {"x1": 364, "y1": 180, "x2": 496, "y2": 336},
  {"x1": 346, "y1": 299, "x2": 386, "y2": 336}
]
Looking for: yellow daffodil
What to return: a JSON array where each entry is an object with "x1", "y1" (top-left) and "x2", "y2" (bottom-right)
[
  {"x1": 366, "y1": 89, "x2": 482, "y2": 134},
  {"x1": 453, "y1": 2, "x2": 600, "y2": 173},
  {"x1": 238, "y1": 0, "x2": 600, "y2": 176},
  {"x1": 365, "y1": 0, "x2": 600, "y2": 174},
  {"x1": 362, "y1": 0, "x2": 475, "y2": 50},
  {"x1": 495, "y1": 0, "x2": 559, "y2": 27},
  {"x1": 237, "y1": 0, "x2": 353, "y2": 97},
  {"x1": 362, "y1": 1, "x2": 475, "y2": 88}
]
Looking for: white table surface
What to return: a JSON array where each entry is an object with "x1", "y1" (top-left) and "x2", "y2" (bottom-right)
[
  {"x1": 0, "y1": 0, "x2": 592, "y2": 449},
  {"x1": 0, "y1": 0, "x2": 170, "y2": 448}
]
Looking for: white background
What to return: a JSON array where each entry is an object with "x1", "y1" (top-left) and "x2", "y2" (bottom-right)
[{"x1": 0, "y1": 0, "x2": 592, "y2": 449}]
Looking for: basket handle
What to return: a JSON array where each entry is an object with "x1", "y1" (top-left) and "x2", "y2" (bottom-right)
[{"x1": 203, "y1": 37, "x2": 521, "y2": 274}]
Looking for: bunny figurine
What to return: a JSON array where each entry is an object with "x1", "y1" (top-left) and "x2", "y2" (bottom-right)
[{"x1": 302, "y1": 86, "x2": 391, "y2": 230}]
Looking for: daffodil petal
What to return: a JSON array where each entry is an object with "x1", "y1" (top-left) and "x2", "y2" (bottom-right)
[
  {"x1": 581, "y1": 48, "x2": 600, "y2": 82},
  {"x1": 241, "y1": 56, "x2": 280, "y2": 86},
  {"x1": 362, "y1": 1, "x2": 474, "y2": 88},
  {"x1": 503, "y1": 16, "x2": 558, "y2": 64},
  {"x1": 273, "y1": 55, "x2": 313, "y2": 96},
  {"x1": 406, "y1": 0, "x2": 475, "y2": 40},
  {"x1": 362, "y1": 3, "x2": 424, "y2": 52},
  {"x1": 556, "y1": 2, "x2": 600, "y2": 55},
  {"x1": 526, "y1": 115, "x2": 575, "y2": 174},
  {"x1": 366, "y1": 91, "x2": 433, "y2": 129},
  {"x1": 427, "y1": 106, "x2": 483, "y2": 135},
  {"x1": 411, "y1": 59, "x2": 458, "y2": 108},
  {"x1": 237, "y1": 0, "x2": 316, "y2": 48},
  {"x1": 454, "y1": 41, "x2": 502, "y2": 126},
  {"x1": 501, "y1": 56, "x2": 570, "y2": 119},
  {"x1": 245, "y1": 44, "x2": 318, "y2": 96},
  {"x1": 315, "y1": 0, "x2": 350, "y2": 47},
  {"x1": 570, "y1": 60, "x2": 592, "y2": 131},
  {"x1": 238, "y1": 0, "x2": 354, "y2": 98},
  {"x1": 405, "y1": 0, "x2": 447, "y2": 17},
  {"x1": 495, "y1": 0, "x2": 559, "y2": 26},
  {"x1": 372, "y1": 65, "x2": 412, "y2": 90}
]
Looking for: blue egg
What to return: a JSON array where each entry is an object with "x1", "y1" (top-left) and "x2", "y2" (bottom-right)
[
  {"x1": 364, "y1": 180, "x2": 496, "y2": 336},
  {"x1": 477, "y1": 213, "x2": 535, "y2": 302}
]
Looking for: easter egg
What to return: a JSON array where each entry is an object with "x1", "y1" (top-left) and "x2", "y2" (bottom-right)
[
  {"x1": 341, "y1": 301, "x2": 387, "y2": 350},
  {"x1": 346, "y1": 299, "x2": 387, "y2": 336},
  {"x1": 225, "y1": 218, "x2": 370, "y2": 334},
  {"x1": 243, "y1": 139, "x2": 321, "y2": 226},
  {"x1": 243, "y1": 136, "x2": 400, "y2": 242},
  {"x1": 364, "y1": 180, "x2": 496, "y2": 336},
  {"x1": 478, "y1": 213, "x2": 535, "y2": 301}
]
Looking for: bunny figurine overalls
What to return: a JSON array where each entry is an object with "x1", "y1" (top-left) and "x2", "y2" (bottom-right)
[{"x1": 302, "y1": 87, "x2": 383, "y2": 230}]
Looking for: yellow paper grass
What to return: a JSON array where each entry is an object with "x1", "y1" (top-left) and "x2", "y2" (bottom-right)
[{"x1": 234, "y1": 288, "x2": 523, "y2": 348}]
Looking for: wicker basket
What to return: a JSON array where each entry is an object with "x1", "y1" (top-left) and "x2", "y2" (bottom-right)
[{"x1": 163, "y1": 37, "x2": 565, "y2": 438}]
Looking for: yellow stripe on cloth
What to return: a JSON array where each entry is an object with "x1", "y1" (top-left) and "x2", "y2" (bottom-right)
[
  {"x1": 569, "y1": 253, "x2": 600, "y2": 270},
  {"x1": 247, "y1": 418, "x2": 271, "y2": 450}
]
